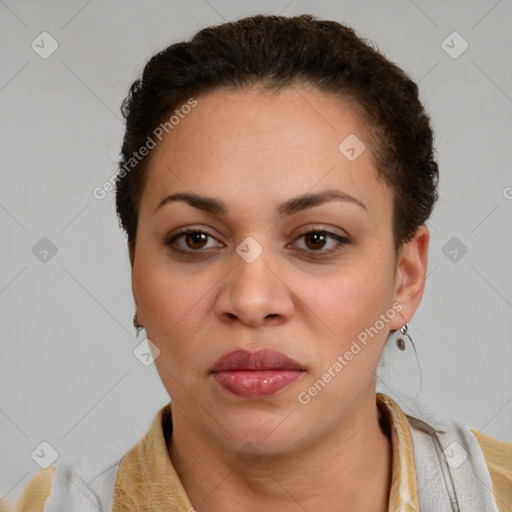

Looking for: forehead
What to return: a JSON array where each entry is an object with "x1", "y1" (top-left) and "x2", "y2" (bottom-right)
[{"x1": 140, "y1": 85, "x2": 392, "y2": 223}]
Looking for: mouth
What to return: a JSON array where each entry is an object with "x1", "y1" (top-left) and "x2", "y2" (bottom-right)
[{"x1": 209, "y1": 348, "x2": 305, "y2": 399}]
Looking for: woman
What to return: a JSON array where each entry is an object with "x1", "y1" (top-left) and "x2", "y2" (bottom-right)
[{"x1": 11, "y1": 13, "x2": 511, "y2": 512}]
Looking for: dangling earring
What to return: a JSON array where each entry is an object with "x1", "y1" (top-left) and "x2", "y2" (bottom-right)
[
  {"x1": 377, "y1": 323, "x2": 424, "y2": 399},
  {"x1": 132, "y1": 314, "x2": 159, "y2": 365},
  {"x1": 133, "y1": 314, "x2": 144, "y2": 336},
  {"x1": 395, "y1": 324, "x2": 412, "y2": 351}
]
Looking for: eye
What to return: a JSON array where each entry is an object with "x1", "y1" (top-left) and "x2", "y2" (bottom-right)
[
  {"x1": 292, "y1": 229, "x2": 350, "y2": 256},
  {"x1": 165, "y1": 227, "x2": 350, "y2": 257},
  {"x1": 165, "y1": 229, "x2": 223, "y2": 253}
]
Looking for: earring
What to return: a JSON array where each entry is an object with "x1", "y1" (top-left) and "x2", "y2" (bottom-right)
[
  {"x1": 132, "y1": 315, "x2": 159, "y2": 365},
  {"x1": 395, "y1": 324, "x2": 411, "y2": 351},
  {"x1": 376, "y1": 323, "x2": 423, "y2": 399},
  {"x1": 133, "y1": 314, "x2": 143, "y2": 335}
]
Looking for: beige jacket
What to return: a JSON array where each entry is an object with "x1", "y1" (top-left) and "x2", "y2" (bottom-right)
[{"x1": 5, "y1": 393, "x2": 512, "y2": 511}]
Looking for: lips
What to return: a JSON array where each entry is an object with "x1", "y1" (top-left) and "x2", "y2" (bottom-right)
[
  {"x1": 210, "y1": 349, "x2": 304, "y2": 399},
  {"x1": 210, "y1": 348, "x2": 304, "y2": 372}
]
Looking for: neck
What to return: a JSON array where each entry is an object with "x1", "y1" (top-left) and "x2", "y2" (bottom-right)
[{"x1": 168, "y1": 393, "x2": 392, "y2": 512}]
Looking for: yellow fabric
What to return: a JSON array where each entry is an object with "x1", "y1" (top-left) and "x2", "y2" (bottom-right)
[
  {"x1": 10, "y1": 394, "x2": 512, "y2": 511},
  {"x1": 377, "y1": 393, "x2": 420, "y2": 510},
  {"x1": 10, "y1": 467, "x2": 55, "y2": 512},
  {"x1": 471, "y1": 429, "x2": 512, "y2": 512}
]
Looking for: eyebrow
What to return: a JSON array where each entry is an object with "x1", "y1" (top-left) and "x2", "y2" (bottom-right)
[{"x1": 154, "y1": 189, "x2": 368, "y2": 216}]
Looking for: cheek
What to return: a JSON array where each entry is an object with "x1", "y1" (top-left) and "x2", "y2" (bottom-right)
[
  {"x1": 304, "y1": 258, "x2": 394, "y2": 343},
  {"x1": 298, "y1": 265, "x2": 395, "y2": 400},
  {"x1": 133, "y1": 256, "x2": 216, "y2": 356},
  {"x1": 134, "y1": 266, "x2": 212, "y2": 398}
]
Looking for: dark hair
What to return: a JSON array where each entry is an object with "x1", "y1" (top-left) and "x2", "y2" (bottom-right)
[{"x1": 115, "y1": 13, "x2": 439, "y2": 265}]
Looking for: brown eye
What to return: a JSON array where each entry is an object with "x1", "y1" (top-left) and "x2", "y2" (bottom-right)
[
  {"x1": 304, "y1": 232, "x2": 328, "y2": 250},
  {"x1": 293, "y1": 229, "x2": 350, "y2": 256},
  {"x1": 183, "y1": 231, "x2": 208, "y2": 250},
  {"x1": 165, "y1": 229, "x2": 222, "y2": 253}
]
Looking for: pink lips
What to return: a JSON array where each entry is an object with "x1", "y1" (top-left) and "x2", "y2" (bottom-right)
[{"x1": 210, "y1": 349, "x2": 304, "y2": 399}]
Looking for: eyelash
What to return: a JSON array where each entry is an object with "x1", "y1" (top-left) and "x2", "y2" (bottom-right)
[{"x1": 164, "y1": 228, "x2": 350, "y2": 258}]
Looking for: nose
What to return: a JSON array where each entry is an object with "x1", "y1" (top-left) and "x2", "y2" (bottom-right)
[{"x1": 214, "y1": 240, "x2": 294, "y2": 328}]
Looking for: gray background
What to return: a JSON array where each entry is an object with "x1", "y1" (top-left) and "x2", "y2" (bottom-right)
[{"x1": 1, "y1": 0, "x2": 511, "y2": 504}]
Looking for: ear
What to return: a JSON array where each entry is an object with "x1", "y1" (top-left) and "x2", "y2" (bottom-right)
[
  {"x1": 131, "y1": 275, "x2": 138, "y2": 310},
  {"x1": 388, "y1": 224, "x2": 430, "y2": 330},
  {"x1": 129, "y1": 241, "x2": 135, "y2": 269},
  {"x1": 130, "y1": 242, "x2": 138, "y2": 311}
]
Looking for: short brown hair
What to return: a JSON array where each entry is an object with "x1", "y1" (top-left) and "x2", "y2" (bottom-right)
[{"x1": 115, "y1": 13, "x2": 439, "y2": 265}]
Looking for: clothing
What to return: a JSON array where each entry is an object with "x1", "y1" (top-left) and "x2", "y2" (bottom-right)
[{"x1": 9, "y1": 393, "x2": 512, "y2": 511}]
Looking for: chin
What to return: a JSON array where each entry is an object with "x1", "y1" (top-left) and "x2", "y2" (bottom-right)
[{"x1": 207, "y1": 404, "x2": 311, "y2": 456}]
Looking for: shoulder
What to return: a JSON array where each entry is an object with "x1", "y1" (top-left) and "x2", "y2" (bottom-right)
[
  {"x1": 471, "y1": 429, "x2": 512, "y2": 511},
  {"x1": 12, "y1": 467, "x2": 55, "y2": 512},
  {"x1": 12, "y1": 455, "x2": 121, "y2": 512}
]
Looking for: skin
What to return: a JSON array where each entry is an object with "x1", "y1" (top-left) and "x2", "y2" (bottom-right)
[{"x1": 131, "y1": 84, "x2": 429, "y2": 511}]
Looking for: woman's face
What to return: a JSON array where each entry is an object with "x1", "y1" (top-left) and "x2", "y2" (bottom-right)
[{"x1": 131, "y1": 85, "x2": 428, "y2": 455}]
